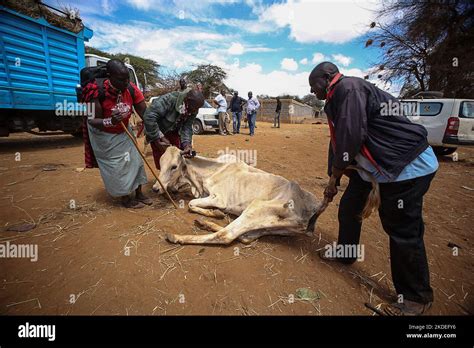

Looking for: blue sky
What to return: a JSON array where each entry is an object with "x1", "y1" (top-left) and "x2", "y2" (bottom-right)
[{"x1": 45, "y1": 0, "x2": 395, "y2": 96}]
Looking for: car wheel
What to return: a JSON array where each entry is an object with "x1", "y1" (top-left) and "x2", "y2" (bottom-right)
[
  {"x1": 192, "y1": 119, "x2": 203, "y2": 135},
  {"x1": 433, "y1": 146, "x2": 457, "y2": 156}
]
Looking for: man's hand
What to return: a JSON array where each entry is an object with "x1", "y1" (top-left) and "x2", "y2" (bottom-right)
[
  {"x1": 157, "y1": 136, "x2": 171, "y2": 146},
  {"x1": 324, "y1": 175, "x2": 339, "y2": 202},
  {"x1": 111, "y1": 109, "x2": 125, "y2": 125},
  {"x1": 180, "y1": 144, "x2": 194, "y2": 158},
  {"x1": 152, "y1": 136, "x2": 171, "y2": 152}
]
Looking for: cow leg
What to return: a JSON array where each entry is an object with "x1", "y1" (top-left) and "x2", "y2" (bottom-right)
[
  {"x1": 188, "y1": 196, "x2": 226, "y2": 219},
  {"x1": 166, "y1": 200, "x2": 299, "y2": 245},
  {"x1": 239, "y1": 229, "x2": 301, "y2": 244},
  {"x1": 194, "y1": 219, "x2": 224, "y2": 232},
  {"x1": 166, "y1": 213, "x2": 252, "y2": 245}
]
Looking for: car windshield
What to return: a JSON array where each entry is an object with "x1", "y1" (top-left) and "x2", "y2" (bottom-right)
[{"x1": 203, "y1": 100, "x2": 212, "y2": 108}]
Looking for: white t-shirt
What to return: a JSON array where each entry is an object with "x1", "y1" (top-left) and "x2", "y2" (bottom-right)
[{"x1": 214, "y1": 94, "x2": 227, "y2": 113}]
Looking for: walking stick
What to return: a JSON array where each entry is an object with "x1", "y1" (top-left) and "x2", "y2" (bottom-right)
[{"x1": 120, "y1": 121, "x2": 178, "y2": 209}]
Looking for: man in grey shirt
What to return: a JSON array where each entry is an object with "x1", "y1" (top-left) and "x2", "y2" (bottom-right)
[
  {"x1": 246, "y1": 91, "x2": 260, "y2": 136},
  {"x1": 214, "y1": 89, "x2": 229, "y2": 135}
]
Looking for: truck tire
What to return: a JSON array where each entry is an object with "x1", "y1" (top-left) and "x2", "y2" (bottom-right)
[
  {"x1": 433, "y1": 146, "x2": 457, "y2": 156},
  {"x1": 192, "y1": 119, "x2": 204, "y2": 135}
]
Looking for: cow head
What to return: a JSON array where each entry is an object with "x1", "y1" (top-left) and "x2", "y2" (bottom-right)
[{"x1": 152, "y1": 146, "x2": 188, "y2": 194}]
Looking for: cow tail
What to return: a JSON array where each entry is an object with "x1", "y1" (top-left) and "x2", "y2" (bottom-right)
[{"x1": 346, "y1": 165, "x2": 380, "y2": 219}]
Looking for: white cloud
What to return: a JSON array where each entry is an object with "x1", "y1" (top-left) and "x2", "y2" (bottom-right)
[
  {"x1": 86, "y1": 18, "x2": 276, "y2": 75},
  {"x1": 299, "y1": 58, "x2": 308, "y2": 65},
  {"x1": 88, "y1": 19, "x2": 399, "y2": 97},
  {"x1": 87, "y1": 19, "x2": 232, "y2": 69},
  {"x1": 125, "y1": 0, "x2": 245, "y2": 24},
  {"x1": 83, "y1": 5, "x2": 399, "y2": 98},
  {"x1": 312, "y1": 52, "x2": 326, "y2": 64},
  {"x1": 120, "y1": 0, "x2": 276, "y2": 34},
  {"x1": 126, "y1": 0, "x2": 152, "y2": 10},
  {"x1": 229, "y1": 63, "x2": 400, "y2": 98},
  {"x1": 339, "y1": 67, "x2": 400, "y2": 96},
  {"x1": 100, "y1": 0, "x2": 116, "y2": 15},
  {"x1": 332, "y1": 54, "x2": 353, "y2": 67},
  {"x1": 226, "y1": 63, "x2": 311, "y2": 97},
  {"x1": 196, "y1": 17, "x2": 276, "y2": 34},
  {"x1": 121, "y1": 0, "x2": 380, "y2": 41},
  {"x1": 281, "y1": 58, "x2": 298, "y2": 71},
  {"x1": 228, "y1": 42, "x2": 245, "y2": 55},
  {"x1": 245, "y1": 46, "x2": 277, "y2": 53},
  {"x1": 258, "y1": 0, "x2": 380, "y2": 43},
  {"x1": 340, "y1": 67, "x2": 366, "y2": 78}
]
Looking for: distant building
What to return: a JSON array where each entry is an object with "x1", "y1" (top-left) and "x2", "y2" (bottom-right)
[{"x1": 256, "y1": 98, "x2": 315, "y2": 124}]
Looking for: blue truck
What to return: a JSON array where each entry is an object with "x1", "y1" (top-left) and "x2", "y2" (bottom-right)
[{"x1": 0, "y1": 4, "x2": 140, "y2": 137}]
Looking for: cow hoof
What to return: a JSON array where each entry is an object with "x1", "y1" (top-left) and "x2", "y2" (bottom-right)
[
  {"x1": 165, "y1": 233, "x2": 179, "y2": 244},
  {"x1": 213, "y1": 210, "x2": 226, "y2": 219},
  {"x1": 239, "y1": 237, "x2": 253, "y2": 244},
  {"x1": 194, "y1": 220, "x2": 205, "y2": 229},
  {"x1": 238, "y1": 235, "x2": 255, "y2": 244}
]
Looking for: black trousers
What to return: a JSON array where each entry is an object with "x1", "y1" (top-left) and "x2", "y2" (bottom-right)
[{"x1": 337, "y1": 171, "x2": 436, "y2": 304}]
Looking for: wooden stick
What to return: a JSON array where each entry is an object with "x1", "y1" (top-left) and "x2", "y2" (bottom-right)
[
  {"x1": 120, "y1": 121, "x2": 178, "y2": 209},
  {"x1": 364, "y1": 302, "x2": 385, "y2": 316}
]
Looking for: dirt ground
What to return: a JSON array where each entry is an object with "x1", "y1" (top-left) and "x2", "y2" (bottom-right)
[{"x1": 0, "y1": 121, "x2": 473, "y2": 315}]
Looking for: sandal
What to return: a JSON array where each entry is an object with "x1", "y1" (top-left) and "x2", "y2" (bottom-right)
[
  {"x1": 122, "y1": 198, "x2": 145, "y2": 209},
  {"x1": 136, "y1": 194, "x2": 153, "y2": 205}
]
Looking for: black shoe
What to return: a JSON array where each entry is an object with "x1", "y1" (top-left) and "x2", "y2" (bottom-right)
[
  {"x1": 318, "y1": 248, "x2": 356, "y2": 265},
  {"x1": 381, "y1": 300, "x2": 432, "y2": 316}
]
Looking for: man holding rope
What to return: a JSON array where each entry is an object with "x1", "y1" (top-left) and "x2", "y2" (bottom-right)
[
  {"x1": 309, "y1": 62, "x2": 438, "y2": 316},
  {"x1": 82, "y1": 59, "x2": 151, "y2": 209}
]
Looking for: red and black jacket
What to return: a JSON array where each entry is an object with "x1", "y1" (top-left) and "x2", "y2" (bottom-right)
[{"x1": 324, "y1": 75, "x2": 428, "y2": 181}]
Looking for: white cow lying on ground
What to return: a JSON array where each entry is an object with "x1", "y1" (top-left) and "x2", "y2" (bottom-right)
[{"x1": 154, "y1": 146, "x2": 379, "y2": 245}]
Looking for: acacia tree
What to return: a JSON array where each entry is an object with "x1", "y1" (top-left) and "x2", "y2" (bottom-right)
[
  {"x1": 85, "y1": 47, "x2": 160, "y2": 90},
  {"x1": 302, "y1": 94, "x2": 325, "y2": 109},
  {"x1": 182, "y1": 64, "x2": 227, "y2": 98},
  {"x1": 365, "y1": 0, "x2": 473, "y2": 98}
]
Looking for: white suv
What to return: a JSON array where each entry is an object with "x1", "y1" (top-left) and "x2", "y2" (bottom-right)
[
  {"x1": 192, "y1": 101, "x2": 220, "y2": 134},
  {"x1": 402, "y1": 97, "x2": 474, "y2": 155}
]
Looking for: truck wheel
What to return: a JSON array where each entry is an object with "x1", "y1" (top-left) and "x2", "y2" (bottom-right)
[
  {"x1": 71, "y1": 131, "x2": 83, "y2": 138},
  {"x1": 433, "y1": 146, "x2": 457, "y2": 156},
  {"x1": 192, "y1": 119, "x2": 203, "y2": 135}
]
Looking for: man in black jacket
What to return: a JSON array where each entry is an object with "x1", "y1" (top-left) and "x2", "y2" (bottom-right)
[
  {"x1": 309, "y1": 62, "x2": 438, "y2": 316},
  {"x1": 274, "y1": 97, "x2": 282, "y2": 128},
  {"x1": 228, "y1": 91, "x2": 246, "y2": 134}
]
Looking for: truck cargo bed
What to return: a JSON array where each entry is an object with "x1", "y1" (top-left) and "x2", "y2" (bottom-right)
[{"x1": 0, "y1": 6, "x2": 93, "y2": 111}]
